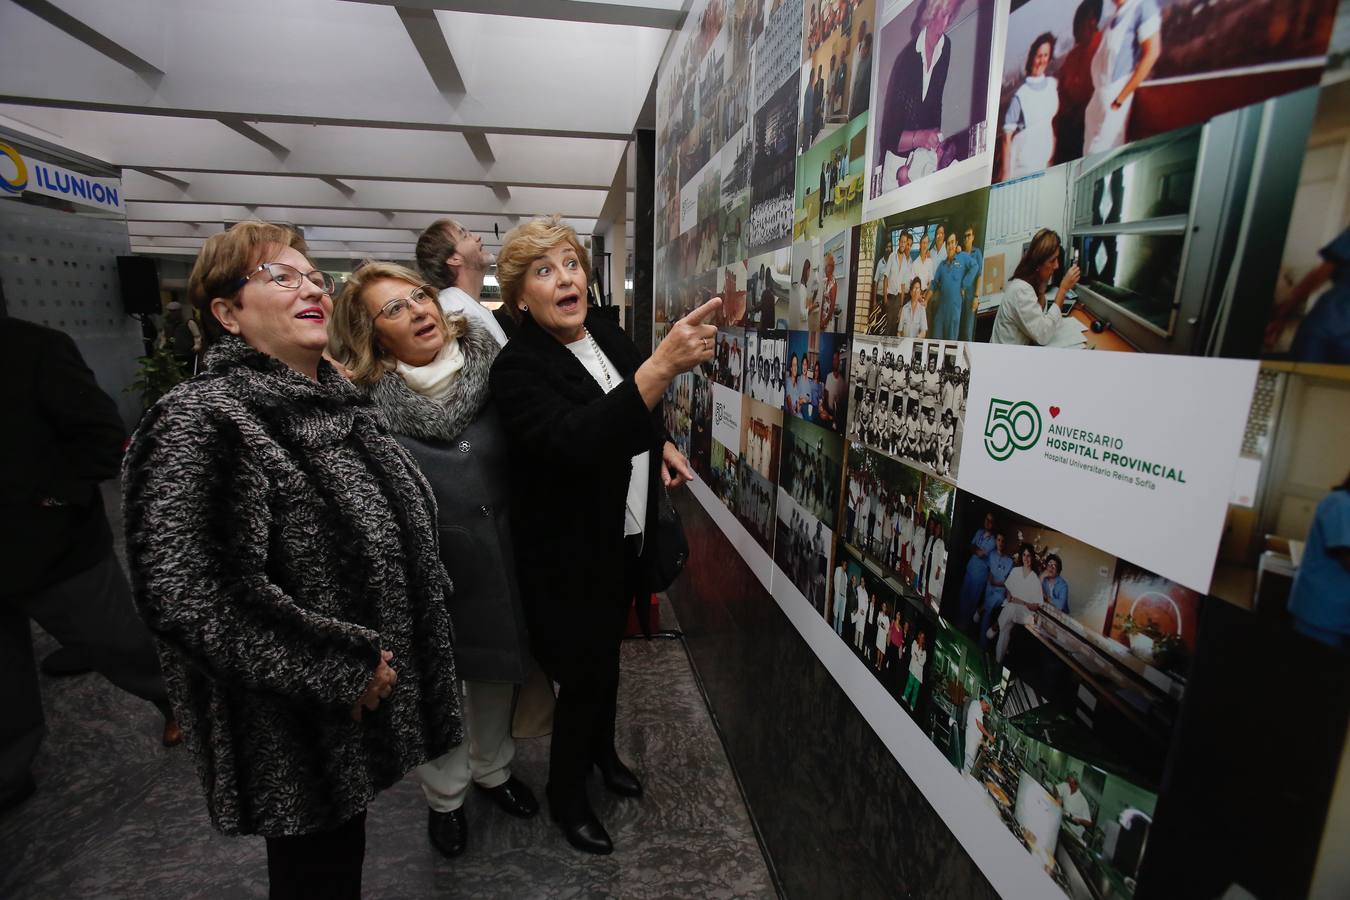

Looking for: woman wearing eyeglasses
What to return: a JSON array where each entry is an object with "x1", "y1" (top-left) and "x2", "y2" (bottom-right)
[
  {"x1": 328, "y1": 261, "x2": 537, "y2": 860},
  {"x1": 489, "y1": 216, "x2": 716, "y2": 854},
  {"x1": 122, "y1": 222, "x2": 463, "y2": 899}
]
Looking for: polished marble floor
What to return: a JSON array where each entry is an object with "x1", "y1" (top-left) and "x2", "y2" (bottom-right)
[{"x1": 0, "y1": 487, "x2": 775, "y2": 899}]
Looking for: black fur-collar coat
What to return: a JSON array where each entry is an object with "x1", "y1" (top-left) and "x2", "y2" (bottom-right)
[{"x1": 122, "y1": 336, "x2": 463, "y2": 837}]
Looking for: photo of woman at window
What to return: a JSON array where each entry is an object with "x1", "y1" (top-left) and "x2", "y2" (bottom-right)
[{"x1": 990, "y1": 228, "x2": 1081, "y2": 346}]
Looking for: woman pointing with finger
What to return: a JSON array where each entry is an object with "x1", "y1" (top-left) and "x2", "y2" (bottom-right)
[{"x1": 489, "y1": 216, "x2": 717, "y2": 854}]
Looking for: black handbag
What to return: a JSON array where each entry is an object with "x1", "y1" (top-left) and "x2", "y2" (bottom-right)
[{"x1": 640, "y1": 486, "x2": 688, "y2": 593}]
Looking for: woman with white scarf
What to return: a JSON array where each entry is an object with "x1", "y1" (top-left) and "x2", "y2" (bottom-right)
[{"x1": 329, "y1": 262, "x2": 538, "y2": 861}]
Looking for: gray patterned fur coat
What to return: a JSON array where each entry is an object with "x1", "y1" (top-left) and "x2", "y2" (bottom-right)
[{"x1": 122, "y1": 336, "x2": 463, "y2": 837}]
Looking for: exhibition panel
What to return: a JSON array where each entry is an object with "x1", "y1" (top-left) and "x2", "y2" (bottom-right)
[{"x1": 655, "y1": 0, "x2": 1349, "y2": 897}]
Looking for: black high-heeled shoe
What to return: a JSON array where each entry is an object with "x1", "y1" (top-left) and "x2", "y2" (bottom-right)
[
  {"x1": 550, "y1": 794, "x2": 613, "y2": 855},
  {"x1": 595, "y1": 754, "x2": 643, "y2": 798}
]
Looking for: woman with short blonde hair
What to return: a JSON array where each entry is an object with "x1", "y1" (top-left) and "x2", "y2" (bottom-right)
[
  {"x1": 331, "y1": 260, "x2": 539, "y2": 858},
  {"x1": 489, "y1": 215, "x2": 717, "y2": 854}
]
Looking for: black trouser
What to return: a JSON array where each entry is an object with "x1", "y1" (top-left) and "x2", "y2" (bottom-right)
[
  {"x1": 1, "y1": 552, "x2": 169, "y2": 794},
  {"x1": 537, "y1": 542, "x2": 638, "y2": 814},
  {"x1": 265, "y1": 811, "x2": 366, "y2": 900}
]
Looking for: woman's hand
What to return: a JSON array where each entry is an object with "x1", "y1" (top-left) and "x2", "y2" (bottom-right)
[
  {"x1": 653, "y1": 297, "x2": 722, "y2": 377},
  {"x1": 661, "y1": 441, "x2": 695, "y2": 489},
  {"x1": 351, "y1": 649, "x2": 397, "y2": 721},
  {"x1": 637, "y1": 297, "x2": 721, "y2": 409},
  {"x1": 1055, "y1": 264, "x2": 1081, "y2": 306}
]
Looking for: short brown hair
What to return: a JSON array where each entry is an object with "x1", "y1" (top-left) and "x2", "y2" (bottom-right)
[
  {"x1": 415, "y1": 218, "x2": 463, "y2": 290},
  {"x1": 496, "y1": 215, "x2": 590, "y2": 322},
  {"x1": 328, "y1": 260, "x2": 466, "y2": 386},
  {"x1": 187, "y1": 220, "x2": 309, "y2": 345}
]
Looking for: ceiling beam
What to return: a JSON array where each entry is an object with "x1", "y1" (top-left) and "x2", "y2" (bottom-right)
[
  {"x1": 218, "y1": 117, "x2": 289, "y2": 158},
  {"x1": 128, "y1": 167, "x2": 191, "y2": 190},
  {"x1": 396, "y1": 6, "x2": 467, "y2": 98},
  {"x1": 320, "y1": 176, "x2": 357, "y2": 196},
  {"x1": 0, "y1": 95, "x2": 632, "y2": 140},
  {"x1": 342, "y1": 0, "x2": 686, "y2": 29},
  {"x1": 463, "y1": 131, "x2": 495, "y2": 165},
  {"x1": 491, "y1": 185, "x2": 512, "y2": 203},
  {"x1": 10, "y1": 0, "x2": 164, "y2": 79},
  {"x1": 117, "y1": 165, "x2": 605, "y2": 192}
]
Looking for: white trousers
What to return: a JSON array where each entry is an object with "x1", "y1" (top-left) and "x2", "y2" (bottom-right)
[
  {"x1": 996, "y1": 602, "x2": 1037, "y2": 664},
  {"x1": 416, "y1": 680, "x2": 516, "y2": 812}
]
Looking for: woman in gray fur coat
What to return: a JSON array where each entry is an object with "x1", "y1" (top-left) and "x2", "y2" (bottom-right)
[
  {"x1": 330, "y1": 261, "x2": 536, "y2": 861},
  {"x1": 122, "y1": 223, "x2": 463, "y2": 899}
]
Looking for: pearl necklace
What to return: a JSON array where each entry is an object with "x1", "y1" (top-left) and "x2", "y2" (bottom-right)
[{"x1": 585, "y1": 328, "x2": 614, "y2": 392}]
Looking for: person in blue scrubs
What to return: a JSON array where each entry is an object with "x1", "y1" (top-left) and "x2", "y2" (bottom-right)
[
  {"x1": 959, "y1": 225, "x2": 984, "y2": 342},
  {"x1": 959, "y1": 511, "x2": 998, "y2": 626},
  {"x1": 1267, "y1": 226, "x2": 1350, "y2": 365},
  {"x1": 930, "y1": 233, "x2": 968, "y2": 340},
  {"x1": 1040, "y1": 553, "x2": 1070, "y2": 614},
  {"x1": 1287, "y1": 475, "x2": 1350, "y2": 651},
  {"x1": 980, "y1": 533, "x2": 1013, "y2": 648}
]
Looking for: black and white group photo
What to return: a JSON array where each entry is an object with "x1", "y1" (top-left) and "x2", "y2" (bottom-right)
[
  {"x1": 845, "y1": 336, "x2": 971, "y2": 481},
  {"x1": 744, "y1": 328, "x2": 788, "y2": 405}
]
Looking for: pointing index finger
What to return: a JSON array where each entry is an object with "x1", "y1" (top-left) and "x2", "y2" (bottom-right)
[{"x1": 682, "y1": 296, "x2": 723, "y2": 326}]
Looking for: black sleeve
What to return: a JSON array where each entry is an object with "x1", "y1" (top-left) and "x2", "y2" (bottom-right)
[
  {"x1": 35, "y1": 330, "x2": 127, "y2": 505},
  {"x1": 490, "y1": 350, "x2": 663, "y2": 464}
]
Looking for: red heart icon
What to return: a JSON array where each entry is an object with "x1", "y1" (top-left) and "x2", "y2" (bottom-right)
[{"x1": 1049, "y1": 406, "x2": 1061, "y2": 419}]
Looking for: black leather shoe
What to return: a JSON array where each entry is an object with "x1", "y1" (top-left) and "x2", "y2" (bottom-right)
[
  {"x1": 480, "y1": 776, "x2": 539, "y2": 819},
  {"x1": 551, "y1": 797, "x2": 613, "y2": 855},
  {"x1": 0, "y1": 776, "x2": 36, "y2": 816},
  {"x1": 40, "y1": 648, "x2": 92, "y2": 678},
  {"x1": 427, "y1": 807, "x2": 467, "y2": 858},
  {"x1": 596, "y1": 755, "x2": 643, "y2": 798}
]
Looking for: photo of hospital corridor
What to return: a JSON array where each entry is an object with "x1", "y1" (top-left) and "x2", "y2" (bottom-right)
[
  {"x1": 926, "y1": 624, "x2": 1159, "y2": 900},
  {"x1": 976, "y1": 86, "x2": 1324, "y2": 355},
  {"x1": 1211, "y1": 362, "x2": 1350, "y2": 628}
]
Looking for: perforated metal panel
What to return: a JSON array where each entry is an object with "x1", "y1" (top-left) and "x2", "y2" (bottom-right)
[{"x1": 0, "y1": 202, "x2": 144, "y2": 427}]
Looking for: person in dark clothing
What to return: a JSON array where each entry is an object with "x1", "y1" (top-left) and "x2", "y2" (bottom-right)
[
  {"x1": 0, "y1": 316, "x2": 180, "y2": 816},
  {"x1": 878, "y1": 0, "x2": 957, "y2": 189},
  {"x1": 489, "y1": 215, "x2": 714, "y2": 855},
  {"x1": 162, "y1": 300, "x2": 202, "y2": 374},
  {"x1": 331, "y1": 261, "x2": 538, "y2": 859}
]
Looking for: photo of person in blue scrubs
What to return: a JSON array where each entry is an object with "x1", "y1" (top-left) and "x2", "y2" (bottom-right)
[
  {"x1": 980, "y1": 532, "x2": 1014, "y2": 649},
  {"x1": 959, "y1": 511, "x2": 999, "y2": 626},
  {"x1": 930, "y1": 233, "x2": 974, "y2": 340},
  {"x1": 1286, "y1": 472, "x2": 1350, "y2": 651},
  {"x1": 1265, "y1": 225, "x2": 1350, "y2": 365}
]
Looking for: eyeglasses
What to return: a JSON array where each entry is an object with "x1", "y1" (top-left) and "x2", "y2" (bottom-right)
[
  {"x1": 375, "y1": 285, "x2": 437, "y2": 320},
  {"x1": 237, "y1": 262, "x2": 336, "y2": 295}
]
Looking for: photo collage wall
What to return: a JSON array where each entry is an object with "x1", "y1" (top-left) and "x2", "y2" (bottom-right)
[{"x1": 654, "y1": 1, "x2": 1350, "y2": 897}]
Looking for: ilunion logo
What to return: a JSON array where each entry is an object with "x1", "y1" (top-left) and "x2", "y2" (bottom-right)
[
  {"x1": 0, "y1": 142, "x2": 28, "y2": 194},
  {"x1": 983, "y1": 398, "x2": 1042, "y2": 461}
]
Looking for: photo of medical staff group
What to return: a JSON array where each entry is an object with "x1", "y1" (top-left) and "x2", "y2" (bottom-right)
[{"x1": 846, "y1": 336, "x2": 970, "y2": 482}]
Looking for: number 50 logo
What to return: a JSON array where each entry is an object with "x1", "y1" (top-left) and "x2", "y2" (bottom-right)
[{"x1": 984, "y1": 398, "x2": 1042, "y2": 461}]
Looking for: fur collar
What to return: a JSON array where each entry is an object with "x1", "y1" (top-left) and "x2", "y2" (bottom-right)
[{"x1": 367, "y1": 321, "x2": 499, "y2": 442}]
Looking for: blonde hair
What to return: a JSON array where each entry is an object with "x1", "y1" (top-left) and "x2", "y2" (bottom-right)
[
  {"x1": 328, "y1": 260, "x2": 465, "y2": 386},
  {"x1": 187, "y1": 220, "x2": 309, "y2": 345},
  {"x1": 495, "y1": 214, "x2": 591, "y2": 322}
]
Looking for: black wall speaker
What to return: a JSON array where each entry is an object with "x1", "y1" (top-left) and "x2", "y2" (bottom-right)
[{"x1": 116, "y1": 255, "x2": 162, "y2": 315}]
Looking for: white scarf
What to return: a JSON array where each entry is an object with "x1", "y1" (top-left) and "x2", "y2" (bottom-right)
[{"x1": 394, "y1": 337, "x2": 465, "y2": 399}]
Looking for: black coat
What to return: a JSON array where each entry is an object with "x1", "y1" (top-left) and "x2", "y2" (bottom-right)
[
  {"x1": 879, "y1": 39, "x2": 950, "y2": 157},
  {"x1": 0, "y1": 318, "x2": 125, "y2": 598},
  {"x1": 367, "y1": 323, "x2": 528, "y2": 684},
  {"x1": 489, "y1": 311, "x2": 667, "y2": 657}
]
